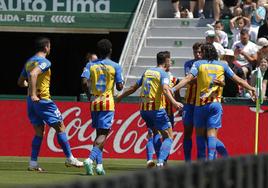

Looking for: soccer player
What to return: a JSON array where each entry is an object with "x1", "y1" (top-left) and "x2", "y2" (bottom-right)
[
  {"x1": 83, "y1": 39, "x2": 124, "y2": 175},
  {"x1": 116, "y1": 51, "x2": 183, "y2": 167},
  {"x1": 17, "y1": 37, "x2": 83, "y2": 171},
  {"x1": 182, "y1": 42, "x2": 202, "y2": 161},
  {"x1": 81, "y1": 53, "x2": 98, "y2": 100},
  {"x1": 172, "y1": 43, "x2": 256, "y2": 160}
]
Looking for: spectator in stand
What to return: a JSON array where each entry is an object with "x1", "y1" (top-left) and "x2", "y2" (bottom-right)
[
  {"x1": 189, "y1": 0, "x2": 205, "y2": 18},
  {"x1": 230, "y1": 16, "x2": 251, "y2": 44},
  {"x1": 251, "y1": 57, "x2": 268, "y2": 87},
  {"x1": 172, "y1": 0, "x2": 181, "y2": 18},
  {"x1": 262, "y1": 68, "x2": 268, "y2": 99},
  {"x1": 256, "y1": 37, "x2": 268, "y2": 63},
  {"x1": 205, "y1": 30, "x2": 225, "y2": 58},
  {"x1": 222, "y1": 49, "x2": 240, "y2": 97},
  {"x1": 213, "y1": 0, "x2": 239, "y2": 24},
  {"x1": 240, "y1": 0, "x2": 257, "y2": 19},
  {"x1": 249, "y1": 0, "x2": 266, "y2": 42},
  {"x1": 232, "y1": 28, "x2": 258, "y2": 83},
  {"x1": 257, "y1": 16, "x2": 268, "y2": 39},
  {"x1": 214, "y1": 20, "x2": 229, "y2": 48}
]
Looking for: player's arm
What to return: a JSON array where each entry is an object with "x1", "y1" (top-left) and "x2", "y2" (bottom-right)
[
  {"x1": 17, "y1": 75, "x2": 28, "y2": 88},
  {"x1": 231, "y1": 74, "x2": 256, "y2": 98},
  {"x1": 116, "y1": 83, "x2": 140, "y2": 103},
  {"x1": 163, "y1": 84, "x2": 183, "y2": 110},
  {"x1": 29, "y1": 66, "x2": 42, "y2": 102},
  {"x1": 172, "y1": 74, "x2": 194, "y2": 93},
  {"x1": 81, "y1": 77, "x2": 91, "y2": 101},
  {"x1": 115, "y1": 65, "x2": 124, "y2": 91}
]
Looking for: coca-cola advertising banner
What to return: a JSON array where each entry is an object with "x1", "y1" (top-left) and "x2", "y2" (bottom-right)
[{"x1": 0, "y1": 100, "x2": 268, "y2": 160}]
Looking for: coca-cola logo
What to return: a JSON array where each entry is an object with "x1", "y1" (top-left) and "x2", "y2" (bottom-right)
[{"x1": 47, "y1": 106, "x2": 184, "y2": 156}]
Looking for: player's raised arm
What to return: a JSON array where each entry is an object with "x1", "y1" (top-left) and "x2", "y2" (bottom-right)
[
  {"x1": 116, "y1": 83, "x2": 140, "y2": 103},
  {"x1": 163, "y1": 84, "x2": 183, "y2": 110},
  {"x1": 172, "y1": 73, "x2": 195, "y2": 93}
]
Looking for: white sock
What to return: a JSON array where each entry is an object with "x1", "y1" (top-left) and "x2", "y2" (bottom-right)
[
  {"x1": 85, "y1": 158, "x2": 93, "y2": 164},
  {"x1": 68, "y1": 155, "x2": 74, "y2": 160},
  {"x1": 199, "y1": 9, "x2": 203, "y2": 13},
  {"x1": 30, "y1": 160, "x2": 38, "y2": 167},
  {"x1": 97, "y1": 164, "x2": 103, "y2": 169}
]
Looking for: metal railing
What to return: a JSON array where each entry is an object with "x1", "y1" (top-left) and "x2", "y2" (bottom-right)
[{"x1": 119, "y1": 0, "x2": 157, "y2": 84}]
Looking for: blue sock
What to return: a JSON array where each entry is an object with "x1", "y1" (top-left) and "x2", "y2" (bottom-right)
[
  {"x1": 89, "y1": 146, "x2": 102, "y2": 162},
  {"x1": 153, "y1": 133, "x2": 162, "y2": 158},
  {"x1": 158, "y1": 138, "x2": 172, "y2": 163},
  {"x1": 196, "y1": 136, "x2": 206, "y2": 160},
  {"x1": 207, "y1": 136, "x2": 217, "y2": 160},
  {"x1": 31, "y1": 136, "x2": 43, "y2": 161},
  {"x1": 146, "y1": 137, "x2": 154, "y2": 161},
  {"x1": 183, "y1": 138, "x2": 192, "y2": 162},
  {"x1": 96, "y1": 149, "x2": 103, "y2": 164},
  {"x1": 216, "y1": 139, "x2": 228, "y2": 157},
  {"x1": 57, "y1": 132, "x2": 72, "y2": 158}
]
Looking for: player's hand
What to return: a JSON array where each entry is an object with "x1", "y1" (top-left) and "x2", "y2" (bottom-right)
[
  {"x1": 31, "y1": 95, "x2": 40, "y2": 102},
  {"x1": 173, "y1": 102, "x2": 183, "y2": 111},
  {"x1": 249, "y1": 88, "x2": 257, "y2": 102},
  {"x1": 213, "y1": 79, "x2": 225, "y2": 87}
]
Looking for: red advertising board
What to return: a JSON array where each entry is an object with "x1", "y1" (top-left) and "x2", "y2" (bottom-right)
[{"x1": 0, "y1": 100, "x2": 267, "y2": 160}]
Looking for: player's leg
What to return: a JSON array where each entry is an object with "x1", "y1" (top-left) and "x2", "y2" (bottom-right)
[
  {"x1": 146, "y1": 128, "x2": 156, "y2": 168},
  {"x1": 207, "y1": 102, "x2": 224, "y2": 160},
  {"x1": 182, "y1": 104, "x2": 194, "y2": 162},
  {"x1": 155, "y1": 109, "x2": 173, "y2": 167},
  {"x1": 194, "y1": 105, "x2": 207, "y2": 160},
  {"x1": 27, "y1": 96, "x2": 46, "y2": 172},
  {"x1": 37, "y1": 99, "x2": 83, "y2": 167},
  {"x1": 84, "y1": 111, "x2": 113, "y2": 175}
]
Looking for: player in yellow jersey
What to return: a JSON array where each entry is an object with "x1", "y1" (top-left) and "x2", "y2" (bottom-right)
[
  {"x1": 116, "y1": 51, "x2": 183, "y2": 167},
  {"x1": 17, "y1": 37, "x2": 83, "y2": 171},
  {"x1": 83, "y1": 39, "x2": 124, "y2": 175},
  {"x1": 172, "y1": 43, "x2": 256, "y2": 160}
]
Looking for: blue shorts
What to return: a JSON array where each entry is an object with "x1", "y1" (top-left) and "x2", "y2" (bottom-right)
[
  {"x1": 194, "y1": 102, "x2": 222, "y2": 129},
  {"x1": 91, "y1": 111, "x2": 114, "y2": 129},
  {"x1": 182, "y1": 104, "x2": 195, "y2": 126},
  {"x1": 140, "y1": 109, "x2": 171, "y2": 131},
  {"x1": 27, "y1": 97, "x2": 62, "y2": 126}
]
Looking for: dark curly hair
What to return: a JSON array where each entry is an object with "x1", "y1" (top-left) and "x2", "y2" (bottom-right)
[
  {"x1": 97, "y1": 39, "x2": 112, "y2": 59},
  {"x1": 201, "y1": 43, "x2": 218, "y2": 61}
]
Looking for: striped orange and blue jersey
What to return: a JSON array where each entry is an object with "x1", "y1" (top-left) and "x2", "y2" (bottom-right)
[
  {"x1": 190, "y1": 59, "x2": 234, "y2": 106},
  {"x1": 137, "y1": 67, "x2": 170, "y2": 111},
  {"x1": 87, "y1": 59, "x2": 123, "y2": 111},
  {"x1": 20, "y1": 55, "x2": 51, "y2": 100},
  {"x1": 165, "y1": 72, "x2": 178, "y2": 116},
  {"x1": 184, "y1": 59, "x2": 197, "y2": 105}
]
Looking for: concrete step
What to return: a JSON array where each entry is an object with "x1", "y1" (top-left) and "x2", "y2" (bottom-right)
[
  {"x1": 136, "y1": 56, "x2": 192, "y2": 67},
  {"x1": 129, "y1": 66, "x2": 185, "y2": 78},
  {"x1": 145, "y1": 37, "x2": 205, "y2": 48},
  {"x1": 139, "y1": 47, "x2": 193, "y2": 57},
  {"x1": 151, "y1": 18, "x2": 214, "y2": 28},
  {"x1": 147, "y1": 27, "x2": 209, "y2": 37}
]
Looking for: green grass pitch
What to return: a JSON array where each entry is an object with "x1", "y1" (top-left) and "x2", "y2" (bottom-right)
[{"x1": 0, "y1": 156, "x2": 182, "y2": 188}]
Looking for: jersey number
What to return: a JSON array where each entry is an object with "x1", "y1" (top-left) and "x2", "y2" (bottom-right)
[
  {"x1": 96, "y1": 74, "x2": 106, "y2": 92},
  {"x1": 143, "y1": 78, "x2": 152, "y2": 95},
  {"x1": 208, "y1": 73, "x2": 216, "y2": 89}
]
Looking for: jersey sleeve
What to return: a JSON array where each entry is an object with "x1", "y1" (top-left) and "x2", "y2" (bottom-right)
[
  {"x1": 223, "y1": 63, "x2": 235, "y2": 78},
  {"x1": 81, "y1": 63, "x2": 91, "y2": 79},
  {"x1": 20, "y1": 66, "x2": 27, "y2": 78},
  {"x1": 160, "y1": 71, "x2": 170, "y2": 86},
  {"x1": 190, "y1": 61, "x2": 200, "y2": 77},
  {"x1": 115, "y1": 64, "x2": 124, "y2": 84},
  {"x1": 39, "y1": 60, "x2": 51, "y2": 72},
  {"x1": 136, "y1": 75, "x2": 143, "y2": 87}
]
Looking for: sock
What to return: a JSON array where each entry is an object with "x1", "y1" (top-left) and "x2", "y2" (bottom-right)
[
  {"x1": 31, "y1": 136, "x2": 43, "y2": 161},
  {"x1": 158, "y1": 138, "x2": 173, "y2": 164},
  {"x1": 146, "y1": 137, "x2": 154, "y2": 161},
  {"x1": 57, "y1": 132, "x2": 72, "y2": 158},
  {"x1": 196, "y1": 136, "x2": 206, "y2": 160},
  {"x1": 183, "y1": 138, "x2": 192, "y2": 162},
  {"x1": 89, "y1": 146, "x2": 102, "y2": 162},
  {"x1": 207, "y1": 136, "x2": 217, "y2": 160},
  {"x1": 199, "y1": 9, "x2": 203, "y2": 13},
  {"x1": 96, "y1": 164, "x2": 103, "y2": 169},
  {"x1": 216, "y1": 139, "x2": 228, "y2": 157},
  {"x1": 96, "y1": 149, "x2": 103, "y2": 164},
  {"x1": 153, "y1": 133, "x2": 162, "y2": 158}
]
